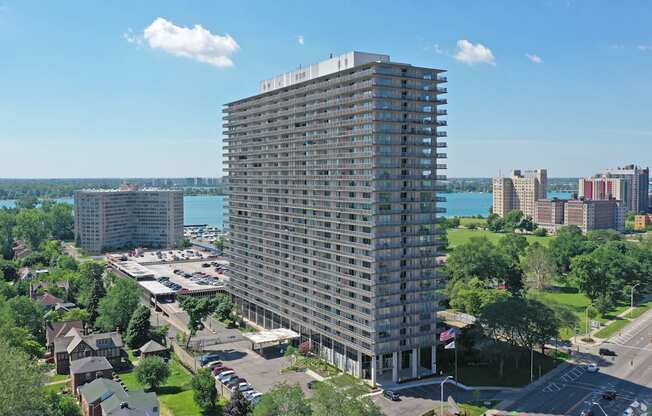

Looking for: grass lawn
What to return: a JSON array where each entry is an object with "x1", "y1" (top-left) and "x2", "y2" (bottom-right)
[
  {"x1": 626, "y1": 301, "x2": 652, "y2": 319},
  {"x1": 447, "y1": 228, "x2": 554, "y2": 249},
  {"x1": 288, "y1": 355, "x2": 340, "y2": 378},
  {"x1": 43, "y1": 382, "x2": 67, "y2": 394},
  {"x1": 118, "y1": 356, "x2": 212, "y2": 416},
  {"x1": 457, "y1": 217, "x2": 487, "y2": 227},
  {"x1": 328, "y1": 374, "x2": 372, "y2": 397},
  {"x1": 530, "y1": 286, "x2": 629, "y2": 340},
  {"x1": 438, "y1": 345, "x2": 562, "y2": 388},
  {"x1": 47, "y1": 373, "x2": 70, "y2": 383},
  {"x1": 594, "y1": 318, "x2": 629, "y2": 339}
]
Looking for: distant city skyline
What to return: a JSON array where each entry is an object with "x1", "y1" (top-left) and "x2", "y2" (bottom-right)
[{"x1": 1, "y1": 1, "x2": 651, "y2": 178}]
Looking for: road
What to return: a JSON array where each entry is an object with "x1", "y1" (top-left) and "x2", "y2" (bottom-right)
[{"x1": 507, "y1": 309, "x2": 652, "y2": 415}]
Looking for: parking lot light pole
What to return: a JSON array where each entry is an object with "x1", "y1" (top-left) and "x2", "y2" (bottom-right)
[
  {"x1": 592, "y1": 402, "x2": 608, "y2": 416},
  {"x1": 440, "y1": 375, "x2": 453, "y2": 416},
  {"x1": 631, "y1": 283, "x2": 641, "y2": 309}
]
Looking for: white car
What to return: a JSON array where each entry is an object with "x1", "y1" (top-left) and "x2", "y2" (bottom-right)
[
  {"x1": 220, "y1": 374, "x2": 237, "y2": 384},
  {"x1": 624, "y1": 408, "x2": 634, "y2": 416},
  {"x1": 244, "y1": 390, "x2": 260, "y2": 400},
  {"x1": 246, "y1": 392, "x2": 263, "y2": 402},
  {"x1": 217, "y1": 370, "x2": 235, "y2": 381},
  {"x1": 586, "y1": 363, "x2": 599, "y2": 372},
  {"x1": 232, "y1": 382, "x2": 253, "y2": 393}
]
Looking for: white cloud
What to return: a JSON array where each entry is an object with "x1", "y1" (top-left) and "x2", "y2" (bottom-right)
[
  {"x1": 122, "y1": 28, "x2": 142, "y2": 45},
  {"x1": 297, "y1": 35, "x2": 304, "y2": 45},
  {"x1": 140, "y1": 17, "x2": 240, "y2": 68},
  {"x1": 454, "y1": 40, "x2": 496, "y2": 66},
  {"x1": 525, "y1": 53, "x2": 543, "y2": 64},
  {"x1": 637, "y1": 45, "x2": 652, "y2": 52}
]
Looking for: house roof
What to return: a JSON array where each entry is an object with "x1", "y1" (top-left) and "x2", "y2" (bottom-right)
[
  {"x1": 54, "y1": 330, "x2": 123, "y2": 354},
  {"x1": 70, "y1": 356, "x2": 113, "y2": 375},
  {"x1": 78, "y1": 378, "x2": 127, "y2": 404},
  {"x1": 139, "y1": 340, "x2": 167, "y2": 354},
  {"x1": 46, "y1": 320, "x2": 83, "y2": 345},
  {"x1": 102, "y1": 390, "x2": 159, "y2": 416},
  {"x1": 37, "y1": 292, "x2": 64, "y2": 306}
]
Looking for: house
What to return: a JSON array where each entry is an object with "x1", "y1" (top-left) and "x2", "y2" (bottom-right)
[
  {"x1": 70, "y1": 356, "x2": 113, "y2": 393},
  {"x1": 46, "y1": 320, "x2": 83, "y2": 354},
  {"x1": 138, "y1": 340, "x2": 168, "y2": 359},
  {"x1": 36, "y1": 292, "x2": 66, "y2": 310},
  {"x1": 12, "y1": 240, "x2": 32, "y2": 259},
  {"x1": 54, "y1": 328, "x2": 124, "y2": 374},
  {"x1": 78, "y1": 378, "x2": 159, "y2": 416}
]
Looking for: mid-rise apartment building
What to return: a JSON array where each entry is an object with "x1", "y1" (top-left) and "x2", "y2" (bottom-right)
[
  {"x1": 579, "y1": 165, "x2": 649, "y2": 213},
  {"x1": 74, "y1": 185, "x2": 183, "y2": 254},
  {"x1": 492, "y1": 169, "x2": 547, "y2": 218},
  {"x1": 224, "y1": 51, "x2": 447, "y2": 385},
  {"x1": 564, "y1": 198, "x2": 624, "y2": 233},
  {"x1": 534, "y1": 198, "x2": 566, "y2": 233}
]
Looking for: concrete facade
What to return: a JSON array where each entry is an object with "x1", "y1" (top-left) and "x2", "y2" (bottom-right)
[
  {"x1": 564, "y1": 199, "x2": 625, "y2": 233},
  {"x1": 224, "y1": 52, "x2": 447, "y2": 385},
  {"x1": 492, "y1": 169, "x2": 547, "y2": 218},
  {"x1": 74, "y1": 185, "x2": 183, "y2": 254}
]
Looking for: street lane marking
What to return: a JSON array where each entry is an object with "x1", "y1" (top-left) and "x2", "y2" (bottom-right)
[{"x1": 543, "y1": 383, "x2": 562, "y2": 393}]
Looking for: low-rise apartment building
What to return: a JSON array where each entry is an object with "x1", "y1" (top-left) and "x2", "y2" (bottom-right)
[{"x1": 74, "y1": 184, "x2": 183, "y2": 254}]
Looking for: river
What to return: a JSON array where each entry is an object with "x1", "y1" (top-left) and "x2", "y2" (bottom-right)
[{"x1": 0, "y1": 192, "x2": 572, "y2": 228}]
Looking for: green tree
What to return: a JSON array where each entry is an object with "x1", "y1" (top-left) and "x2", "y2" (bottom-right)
[
  {"x1": 499, "y1": 233, "x2": 529, "y2": 261},
  {"x1": 0, "y1": 211, "x2": 16, "y2": 260},
  {"x1": 0, "y1": 259, "x2": 18, "y2": 281},
  {"x1": 225, "y1": 389, "x2": 251, "y2": 416},
  {"x1": 125, "y1": 305, "x2": 151, "y2": 349},
  {"x1": 43, "y1": 391, "x2": 82, "y2": 416},
  {"x1": 178, "y1": 296, "x2": 219, "y2": 348},
  {"x1": 191, "y1": 368, "x2": 219, "y2": 412},
  {"x1": 76, "y1": 261, "x2": 106, "y2": 325},
  {"x1": 504, "y1": 210, "x2": 524, "y2": 230},
  {"x1": 311, "y1": 382, "x2": 382, "y2": 416},
  {"x1": 96, "y1": 278, "x2": 140, "y2": 332},
  {"x1": 16, "y1": 196, "x2": 38, "y2": 210},
  {"x1": 521, "y1": 243, "x2": 557, "y2": 290},
  {"x1": 48, "y1": 203, "x2": 74, "y2": 241},
  {"x1": 445, "y1": 237, "x2": 508, "y2": 284},
  {"x1": 253, "y1": 383, "x2": 311, "y2": 416},
  {"x1": 6, "y1": 296, "x2": 45, "y2": 341},
  {"x1": 548, "y1": 225, "x2": 587, "y2": 274},
  {"x1": 14, "y1": 209, "x2": 50, "y2": 249},
  {"x1": 0, "y1": 339, "x2": 46, "y2": 416},
  {"x1": 448, "y1": 278, "x2": 509, "y2": 316},
  {"x1": 214, "y1": 294, "x2": 234, "y2": 323},
  {"x1": 136, "y1": 356, "x2": 170, "y2": 391}
]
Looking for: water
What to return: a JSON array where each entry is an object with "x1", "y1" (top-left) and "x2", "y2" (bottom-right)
[
  {"x1": 0, "y1": 195, "x2": 227, "y2": 228},
  {"x1": 0, "y1": 192, "x2": 572, "y2": 227}
]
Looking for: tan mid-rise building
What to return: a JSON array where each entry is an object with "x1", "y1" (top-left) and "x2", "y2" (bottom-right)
[
  {"x1": 74, "y1": 184, "x2": 183, "y2": 254},
  {"x1": 493, "y1": 169, "x2": 547, "y2": 218}
]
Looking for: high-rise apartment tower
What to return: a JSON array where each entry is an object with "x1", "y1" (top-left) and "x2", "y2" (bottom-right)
[
  {"x1": 492, "y1": 169, "x2": 547, "y2": 218},
  {"x1": 224, "y1": 52, "x2": 447, "y2": 385}
]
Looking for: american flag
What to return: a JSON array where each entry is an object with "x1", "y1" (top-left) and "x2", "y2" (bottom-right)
[{"x1": 439, "y1": 327, "x2": 456, "y2": 342}]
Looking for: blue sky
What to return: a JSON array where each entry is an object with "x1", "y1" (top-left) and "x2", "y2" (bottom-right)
[{"x1": 1, "y1": 0, "x2": 651, "y2": 178}]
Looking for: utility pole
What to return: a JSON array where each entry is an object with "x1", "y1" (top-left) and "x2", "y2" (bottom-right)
[
  {"x1": 530, "y1": 347, "x2": 534, "y2": 383},
  {"x1": 440, "y1": 376, "x2": 453, "y2": 416}
]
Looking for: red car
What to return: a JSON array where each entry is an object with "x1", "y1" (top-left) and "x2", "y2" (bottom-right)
[{"x1": 213, "y1": 366, "x2": 232, "y2": 376}]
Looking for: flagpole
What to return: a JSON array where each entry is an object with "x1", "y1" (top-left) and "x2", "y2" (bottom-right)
[{"x1": 455, "y1": 344, "x2": 458, "y2": 381}]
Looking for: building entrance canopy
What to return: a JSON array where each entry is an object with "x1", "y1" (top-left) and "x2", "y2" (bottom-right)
[{"x1": 243, "y1": 328, "x2": 300, "y2": 350}]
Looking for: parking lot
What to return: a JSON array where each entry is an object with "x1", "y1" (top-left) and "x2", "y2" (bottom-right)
[
  {"x1": 200, "y1": 342, "x2": 317, "y2": 398},
  {"x1": 371, "y1": 382, "x2": 500, "y2": 416},
  {"x1": 147, "y1": 261, "x2": 228, "y2": 292}
]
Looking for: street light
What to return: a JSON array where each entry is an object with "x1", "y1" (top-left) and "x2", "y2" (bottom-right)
[
  {"x1": 585, "y1": 304, "x2": 594, "y2": 339},
  {"x1": 440, "y1": 375, "x2": 453, "y2": 416},
  {"x1": 631, "y1": 283, "x2": 641, "y2": 309},
  {"x1": 591, "y1": 402, "x2": 608, "y2": 416}
]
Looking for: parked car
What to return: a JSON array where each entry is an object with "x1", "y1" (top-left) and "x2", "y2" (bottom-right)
[
  {"x1": 383, "y1": 390, "x2": 400, "y2": 401},
  {"x1": 602, "y1": 391, "x2": 617, "y2": 401},
  {"x1": 202, "y1": 263, "x2": 211, "y2": 268},
  {"x1": 217, "y1": 370, "x2": 235, "y2": 381},
  {"x1": 245, "y1": 391, "x2": 262, "y2": 402},
  {"x1": 586, "y1": 363, "x2": 599, "y2": 372},
  {"x1": 204, "y1": 361, "x2": 223, "y2": 369},
  {"x1": 200, "y1": 352, "x2": 221, "y2": 366},
  {"x1": 599, "y1": 348, "x2": 617, "y2": 356},
  {"x1": 234, "y1": 382, "x2": 253, "y2": 393},
  {"x1": 219, "y1": 374, "x2": 237, "y2": 385},
  {"x1": 226, "y1": 377, "x2": 246, "y2": 389}
]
